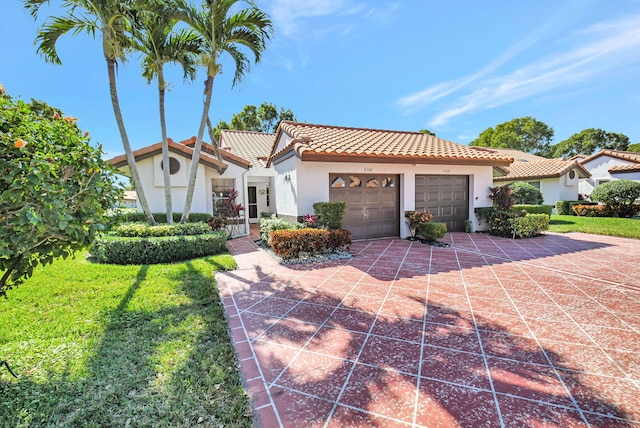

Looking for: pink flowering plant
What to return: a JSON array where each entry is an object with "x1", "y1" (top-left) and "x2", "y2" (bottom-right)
[
  {"x1": 302, "y1": 213, "x2": 317, "y2": 228},
  {"x1": 404, "y1": 209, "x2": 433, "y2": 237}
]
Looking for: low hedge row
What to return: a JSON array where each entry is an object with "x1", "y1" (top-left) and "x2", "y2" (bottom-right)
[
  {"x1": 270, "y1": 228, "x2": 351, "y2": 260},
  {"x1": 91, "y1": 231, "x2": 227, "y2": 264},
  {"x1": 512, "y1": 204, "x2": 553, "y2": 216},
  {"x1": 416, "y1": 222, "x2": 447, "y2": 242},
  {"x1": 259, "y1": 215, "x2": 302, "y2": 245},
  {"x1": 555, "y1": 201, "x2": 597, "y2": 215},
  {"x1": 511, "y1": 214, "x2": 550, "y2": 238},
  {"x1": 110, "y1": 212, "x2": 212, "y2": 224},
  {"x1": 113, "y1": 222, "x2": 211, "y2": 237},
  {"x1": 572, "y1": 204, "x2": 612, "y2": 217}
]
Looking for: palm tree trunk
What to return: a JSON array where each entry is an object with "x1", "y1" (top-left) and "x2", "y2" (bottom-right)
[
  {"x1": 107, "y1": 57, "x2": 156, "y2": 225},
  {"x1": 158, "y1": 68, "x2": 173, "y2": 224},
  {"x1": 180, "y1": 75, "x2": 214, "y2": 223}
]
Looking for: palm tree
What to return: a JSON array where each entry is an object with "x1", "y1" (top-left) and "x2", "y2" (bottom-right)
[
  {"x1": 23, "y1": 0, "x2": 157, "y2": 225},
  {"x1": 169, "y1": 0, "x2": 272, "y2": 223},
  {"x1": 130, "y1": 6, "x2": 201, "y2": 223}
]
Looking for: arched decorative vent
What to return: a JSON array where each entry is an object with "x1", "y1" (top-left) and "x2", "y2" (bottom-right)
[{"x1": 160, "y1": 157, "x2": 181, "y2": 175}]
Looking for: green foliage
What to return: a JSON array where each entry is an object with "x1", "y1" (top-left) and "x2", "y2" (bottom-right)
[
  {"x1": 313, "y1": 201, "x2": 347, "y2": 230},
  {"x1": 470, "y1": 116, "x2": 554, "y2": 157},
  {"x1": 270, "y1": 228, "x2": 351, "y2": 260},
  {"x1": 111, "y1": 212, "x2": 212, "y2": 224},
  {"x1": 511, "y1": 214, "x2": 549, "y2": 238},
  {"x1": 405, "y1": 209, "x2": 434, "y2": 236},
  {"x1": 259, "y1": 215, "x2": 302, "y2": 246},
  {"x1": 0, "y1": 92, "x2": 121, "y2": 296},
  {"x1": 113, "y1": 222, "x2": 211, "y2": 237},
  {"x1": 552, "y1": 128, "x2": 630, "y2": 158},
  {"x1": 208, "y1": 215, "x2": 226, "y2": 231},
  {"x1": 416, "y1": 222, "x2": 447, "y2": 242},
  {"x1": 590, "y1": 179, "x2": 640, "y2": 217},
  {"x1": 512, "y1": 205, "x2": 553, "y2": 216},
  {"x1": 214, "y1": 102, "x2": 297, "y2": 140},
  {"x1": 627, "y1": 143, "x2": 640, "y2": 153},
  {"x1": 489, "y1": 185, "x2": 515, "y2": 211},
  {"x1": 91, "y1": 231, "x2": 227, "y2": 264},
  {"x1": 555, "y1": 200, "x2": 597, "y2": 215},
  {"x1": 509, "y1": 182, "x2": 544, "y2": 204}
]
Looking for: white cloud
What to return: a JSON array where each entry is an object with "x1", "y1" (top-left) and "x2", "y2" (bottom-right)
[
  {"x1": 270, "y1": 0, "x2": 360, "y2": 37},
  {"x1": 399, "y1": 11, "x2": 640, "y2": 127}
]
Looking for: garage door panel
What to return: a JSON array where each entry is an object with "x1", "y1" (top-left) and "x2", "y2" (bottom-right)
[{"x1": 415, "y1": 175, "x2": 469, "y2": 232}]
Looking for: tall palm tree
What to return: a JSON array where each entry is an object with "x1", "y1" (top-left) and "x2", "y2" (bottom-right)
[
  {"x1": 23, "y1": 0, "x2": 156, "y2": 225},
  {"x1": 131, "y1": 6, "x2": 201, "y2": 224},
  {"x1": 169, "y1": 0, "x2": 272, "y2": 223}
]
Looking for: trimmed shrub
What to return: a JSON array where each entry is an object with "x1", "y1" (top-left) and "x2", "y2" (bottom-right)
[
  {"x1": 416, "y1": 222, "x2": 447, "y2": 242},
  {"x1": 509, "y1": 182, "x2": 544, "y2": 204},
  {"x1": 113, "y1": 222, "x2": 211, "y2": 237},
  {"x1": 555, "y1": 200, "x2": 598, "y2": 215},
  {"x1": 110, "y1": 212, "x2": 212, "y2": 224},
  {"x1": 313, "y1": 201, "x2": 347, "y2": 230},
  {"x1": 327, "y1": 229, "x2": 352, "y2": 251},
  {"x1": 590, "y1": 179, "x2": 640, "y2": 218},
  {"x1": 572, "y1": 204, "x2": 612, "y2": 217},
  {"x1": 259, "y1": 215, "x2": 302, "y2": 246},
  {"x1": 91, "y1": 231, "x2": 227, "y2": 264},
  {"x1": 512, "y1": 205, "x2": 553, "y2": 216},
  {"x1": 270, "y1": 228, "x2": 352, "y2": 260},
  {"x1": 511, "y1": 214, "x2": 549, "y2": 238}
]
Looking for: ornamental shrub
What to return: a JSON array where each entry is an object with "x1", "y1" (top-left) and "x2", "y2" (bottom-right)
[
  {"x1": 113, "y1": 222, "x2": 211, "y2": 237},
  {"x1": 555, "y1": 201, "x2": 598, "y2": 215},
  {"x1": 510, "y1": 214, "x2": 549, "y2": 238},
  {"x1": 259, "y1": 215, "x2": 302, "y2": 246},
  {"x1": 512, "y1": 205, "x2": 553, "y2": 216},
  {"x1": 270, "y1": 228, "x2": 351, "y2": 260},
  {"x1": 110, "y1": 212, "x2": 212, "y2": 224},
  {"x1": 572, "y1": 204, "x2": 613, "y2": 217},
  {"x1": 91, "y1": 231, "x2": 227, "y2": 264},
  {"x1": 416, "y1": 222, "x2": 447, "y2": 242},
  {"x1": 0, "y1": 90, "x2": 121, "y2": 296},
  {"x1": 313, "y1": 201, "x2": 347, "y2": 230},
  {"x1": 590, "y1": 180, "x2": 640, "y2": 218},
  {"x1": 509, "y1": 182, "x2": 544, "y2": 204},
  {"x1": 405, "y1": 209, "x2": 433, "y2": 236}
]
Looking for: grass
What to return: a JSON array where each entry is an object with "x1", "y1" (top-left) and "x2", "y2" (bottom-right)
[
  {"x1": 0, "y1": 252, "x2": 252, "y2": 428},
  {"x1": 549, "y1": 215, "x2": 640, "y2": 239}
]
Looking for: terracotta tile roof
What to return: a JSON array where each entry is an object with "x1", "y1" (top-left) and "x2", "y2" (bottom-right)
[
  {"x1": 493, "y1": 158, "x2": 591, "y2": 181},
  {"x1": 267, "y1": 122, "x2": 513, "y2": 166},
  {"x1": 219, "y1": 130, "x2": 275, "y2": 168},
  {"x1": 107, "y1": 138, "x2": 231, "y2": 172},
  {"x1": 610, "y1": 164, "x2": 640, "y2": 173},
  {"x1": 471, "y1": 147, "x2": 547, "y2": 162},
  {"x1": 580, "y1": 149, "x2": 640, "y2": 165},
  {"x1": 179, "y1": 137, "x2": 251, "y2": 168}
]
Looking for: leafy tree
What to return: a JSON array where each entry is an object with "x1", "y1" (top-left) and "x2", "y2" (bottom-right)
[
  {"x1": 214, "y1": 102, "x2": 295, "y2": 141},
  {"x1": 0, "y1": 91, "x2": 121, "y2": 297},
  {"x1": 552, "y1": 128, "x2": 630, "y2": 158},
  {"x1": 627, "y1": 143, "x2": 640, "y2": 153},
  {"x1": 590, "y1": 180, "x2": 640, "y2": 218},
  {"x1": 419, "y1": 129, "x2": 436, "y2": 136},
  {"x1": 131, "y1": 7, "x2": 201, "y2": 223},
  {"x1": 471, "y1": 116, "x2": 554, "y2": 157},
  {"x1": 170, "y1": 0, "x2": 272, "y2": 223},
  {"x1": 509, "y1": 182, "x2": 543, "y2": 204},
  {"x1": 24, "y1": 0, "x2": 157, "y2": 225}
]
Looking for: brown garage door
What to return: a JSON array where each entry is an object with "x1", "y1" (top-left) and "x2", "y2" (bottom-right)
[
  {"x1": 415, "y1": 175, "x2": 469, "y2": 232},
  {"x1": 329, "y1": 174, "x2": 400, "y2": 240}
]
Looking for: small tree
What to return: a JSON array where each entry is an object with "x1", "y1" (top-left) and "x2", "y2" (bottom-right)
[
  {"x1": 220, "y1": 188, "x2": 245, "y2": 237},
  {"x1": 590, "y1": 180, "x2": 640, "y2": 218},
  {"x1": 509, "y1": 182, "x2": 543, "y2": 204},
  {"x1": 487, "y1": 185, "x2": 516, "y2": 237},
  {"x1": 1, "y1": 91, "x2": 121, "y2": 296}
]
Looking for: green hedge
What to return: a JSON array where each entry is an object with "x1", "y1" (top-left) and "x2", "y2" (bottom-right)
[
  {"x1": 555, "y1": 201, "x2": 597, "y2": 215},
  {"x1": 91, "y1": 231, "x2": 227, "y2": 265},
  {"x1": 416, "y1": 222, "x2": 447, "y2": 242},
  {"x1": 259, "y1": 215, "x2": 302, "y2": 246},
  {"x1": 313, "y1": 201, "x2": 347, "y2": 230},
  {"x1": 110, "y1": 212, "x2": 212, "y2": 224},
  {"x1": 512, "y1": 205, "x2": 553, "y2": 216},
  {"x1": 113, "y1": 222, "x2": 211, "y2": 237},
  {"x1": 511, "y1": 214, "x2": 549, "y2": 238}
]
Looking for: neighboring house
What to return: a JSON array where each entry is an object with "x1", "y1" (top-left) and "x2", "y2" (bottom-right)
[
  {"x1": 108, "y1": 138, "x2": 250, "y2": 235},
  {"x1": 266, "y1": 122, "x2": 513, "y2": 239},
  {"x1": 479, "y1": 148, "x2": 590, "y2": 206},
  {"x1": 118, "y1": 190, "x2": 137, "y2": 209},
  {"x1": 579, "y1": 150, "x2": 640, "y2": 197},
  {"x1": 219, "y1": 130, "x2": 276, "y2": 223}
]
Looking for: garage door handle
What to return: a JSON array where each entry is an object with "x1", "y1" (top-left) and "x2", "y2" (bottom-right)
[{"x1": 362, "y1": 207, "x2": 368, "y2": 219}]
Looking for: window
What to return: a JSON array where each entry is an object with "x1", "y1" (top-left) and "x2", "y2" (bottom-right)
[
  {"x1": 382, "y1": 176, "x2": 394, "y2": 187},
  {"x1": 331, "y1": 176, "x2": 345, "y2": 188},
  {"x1": 160, "y1": 156, "x2": 181, "y2": 174},
  {"x1": 366, "y1": 177, "x2": 379, "y2": 187},
  {"x1": 349, "y1": 175, "x2": 362, "y2": 188},
  {"x1": 528, "y1": 181, "x2": 541, "y2": 190},
  {"x1": 266, "y1": 186, "x2": 270, "y2": 207},
  {"x1": 212, "y1": 179, "x2": 235, "y2": 215},
  {"x1": 596, "y1": 179, "x2": 610, "y2": 187},
  {"x1": 568, "y1": 170, "x2": 576, "y2": 179}
]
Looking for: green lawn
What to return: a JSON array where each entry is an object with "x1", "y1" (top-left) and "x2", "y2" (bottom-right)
[
  {"x1": 0, "y1": 252, "x2": 252, "y2": 427},
  {"x1": 549, "y1": 215, "x2": 640, "y2": 239}
]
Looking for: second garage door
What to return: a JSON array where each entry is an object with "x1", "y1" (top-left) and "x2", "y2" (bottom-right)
[
  {"x1": 329, "y1": 174, "x2": 400, "y2": 240},
  {"x1": 415, "y1": 175, "x2": 469, "y2": 232}
]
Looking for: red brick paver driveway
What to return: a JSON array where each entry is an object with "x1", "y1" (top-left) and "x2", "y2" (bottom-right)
[{"x1": 216, "y1": 232, "x2": 640, "y2": 427}]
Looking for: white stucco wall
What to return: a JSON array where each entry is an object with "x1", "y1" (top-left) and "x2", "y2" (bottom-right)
[
  {"x1": 273, "y1": 158, "x2": 495, "y2": 237},
  {"x1": 580, "y1": 156, "x2": 636, "y2": 196},
  {"x1": 537, "y1": 173, "x2": 580, "y2": 207}
]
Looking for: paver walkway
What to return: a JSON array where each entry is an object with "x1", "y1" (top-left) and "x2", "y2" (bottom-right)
[{"x1": 216, "y1": 230, "x2": 640, "y2": 427}]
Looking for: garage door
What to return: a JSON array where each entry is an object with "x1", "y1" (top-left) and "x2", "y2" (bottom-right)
[
  {"x1": 415, "y1": 175, "x2": 469, "y2": 232},
  {"x1": 329, "y1": 174, "x2": 400, "y2": 240}
]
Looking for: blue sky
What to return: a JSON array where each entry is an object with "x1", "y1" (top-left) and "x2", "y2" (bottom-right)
[{"x1": 2, "y1": 0, "x2": 640, "y2": 158}]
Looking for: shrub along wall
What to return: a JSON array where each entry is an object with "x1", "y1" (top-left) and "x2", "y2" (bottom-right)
[
  {"x1": 270, "y1": 228, "x2": 351, "y2": 260},
  {"x1": 91, "y1": 231, "x2": 227, "y2": 265},
  {"x1": 113, "y1": 222, "x2": 211, "y2": 237},
  {"x1": 555, "y1": 201, "x2": 597, "y2": 215},
  {"x1": 511, "y1": 214, "x2": 550, "y2": 238},
  {"x1": 110, "y1": 212, "x2": 212, "y2": 225},
  {"x1": 512, "y1": 205, "x2": 553, "y2": 216}
]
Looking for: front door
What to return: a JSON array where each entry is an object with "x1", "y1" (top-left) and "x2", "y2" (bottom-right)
[{"x1": 248, "y1": 186, "x2": 258, "y2": 223}]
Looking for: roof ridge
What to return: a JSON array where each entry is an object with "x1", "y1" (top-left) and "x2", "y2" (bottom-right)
[
  {"x1": 220, "y1": 129, "x2": 275, "y2": 136},
  {"x1": 281, "y1": 121, "x2": 436, "y2": 137}
]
